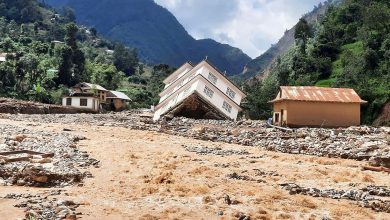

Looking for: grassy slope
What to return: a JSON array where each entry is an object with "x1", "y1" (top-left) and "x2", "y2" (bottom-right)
[{"x1": 315, "y1": 41, "x2": 363, "y2": 87}]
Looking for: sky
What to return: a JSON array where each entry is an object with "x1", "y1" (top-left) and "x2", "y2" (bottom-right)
[{"x1": 154, "y1": 0, "x2": 324, "y2": 58}]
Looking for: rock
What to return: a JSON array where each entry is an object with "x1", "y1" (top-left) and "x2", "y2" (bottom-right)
[
  {"x1": 13, "y1": 134, "x2": 27, "y2": 142},
  {"x1": 224, "y1": 195, "x2": 231, "y2": 205},
  {"x1": 31, "y1": 175, "x2": 49, "y2": 183},
  {"x1": 30, "y1": 158, "x2": 52, "y2": 163}
]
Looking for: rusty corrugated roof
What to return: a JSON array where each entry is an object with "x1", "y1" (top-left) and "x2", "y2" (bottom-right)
[{"x1": 270, "y1": 86, "x2": 367, "y2": 103}]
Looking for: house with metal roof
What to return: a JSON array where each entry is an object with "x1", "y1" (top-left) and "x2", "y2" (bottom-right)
[
  {"x1": 106, "y1": 91, "x2": 131, "y2": 111},
  {"x1": 62, "y1": 82, "x2": 130, "y2": 112},
  {"x1": 270, "y1": 86, "x2": 367, "y2": 128},
  {"x1": 62, "y1": 82, "x2": 108, "y2": 111},
  {"x1": 153, "y1": 59, "x2": 246, "y2": 121}
]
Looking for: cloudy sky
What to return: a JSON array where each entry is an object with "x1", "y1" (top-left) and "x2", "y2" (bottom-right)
[{"x1": 154, "y1": 0, "x2": 323, "y2": 58}]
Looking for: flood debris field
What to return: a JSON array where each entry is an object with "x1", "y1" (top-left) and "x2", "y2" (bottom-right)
[
  {"x1": 0, "y1": 112, "x2": 389, "y2": 219},
  {"x1": 0, "y1": 121, "x2": 99, "y2": 219},
  {"x1": 5, "y1": 111, "x2": 390, "y2": 167}
]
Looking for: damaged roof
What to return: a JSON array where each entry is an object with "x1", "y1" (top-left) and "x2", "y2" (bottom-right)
[{"x1": 270, "y1": 86, "x2": 367, "y2": 104}]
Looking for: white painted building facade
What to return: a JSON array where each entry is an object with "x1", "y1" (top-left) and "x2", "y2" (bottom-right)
[
  {"x1": 153, "y1": 60, "x2": 246, "y2": 121},
  {"x1": 62, "y1": 82, "x2": 108, "y2": 112},
  {"x1": 62, "y1": 96, "x2": 100, "y2": 111}
]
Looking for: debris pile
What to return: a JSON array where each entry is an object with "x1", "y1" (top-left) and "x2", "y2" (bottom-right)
[
  {"x1": 0, "y1": 124, "x2": 98, "y2": 187},
  {"x1": 5, "y1": 190, "x2": 79, "y2": 220},
  {"x1": 183, "y1": 145, "x2": 250, "y2": 156},
  {"x1": 280, "y1": 183, "x2": 390, "y2": 213}
]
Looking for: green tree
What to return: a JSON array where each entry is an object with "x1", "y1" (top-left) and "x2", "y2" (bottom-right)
[
  {"x1": 113, "y1": 43, "x2": 138, "y2": 76},
  {"x1": 57, "y1": 45, "x2": 73, "y2": 86},
  {"x1": 65, "y1": 23, "x2": 78, "y2": 50},
  {"x1": 294, "y1": 18, "x2": 313, "y2": 53}
]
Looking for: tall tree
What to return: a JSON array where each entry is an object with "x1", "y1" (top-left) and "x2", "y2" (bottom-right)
[
  {"x1": 294, "y1": 18, "x2": 313, "y2": 53},
  {"x1": 64, "y1": 23, "x2": 86, "y2": 84},
  {"x1": 57, "y1": 45, "x2": 73, "y2": 86},
  {"x1": 113, "y1": 43, "x2": 138, "y2": 76}
]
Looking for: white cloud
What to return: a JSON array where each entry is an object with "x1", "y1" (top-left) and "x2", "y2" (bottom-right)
[{"x1": 154, "y1": 0, "x2": 323, "y2": 58}]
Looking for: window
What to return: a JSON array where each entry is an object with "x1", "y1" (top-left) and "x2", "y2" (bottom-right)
[
  {"x1": 80, "y1": 98, "x2": 88, "y2": 106},
  {"x1": 226, "y1": 87, "x2": 236, "y2": 99},
  {"x1": 208, "y1": 72, "x2": 217, "y2": 84},
  {"x1": 203, "y1": 86, "x2": 214, "y2": 98},
  {"x1": 66, "y1": 98, "x2": 72, "y2": 106},
  {"x1": 222, "y1": 101, "x2": 232, "y2": 113}
]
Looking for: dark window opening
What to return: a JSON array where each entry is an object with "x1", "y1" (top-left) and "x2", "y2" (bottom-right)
[
  {"x1": 275, "y1": 113, "x2": 280, "y2": 123},
  {"x1": 80, "y1": 99, "x2": 88, "y2": 106},
  {"x1": 66, "y1": 98, "x2": 72, "y2": 106}
]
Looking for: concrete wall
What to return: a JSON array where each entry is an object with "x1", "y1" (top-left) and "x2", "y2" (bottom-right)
[
  {"x1": 199, "y1": 66, "x2": 243, "y2": 105},
  {"x1": 273, "y1": 101, "x2": 361, "y2": 127},
  {"x1": 159, "y1": 62, "x2": 244, "y2": 106},
  {"x1": 62, "y1": 97, "x2": 99, "y2": 111},
  {"x1": 195, "y1": 79, "x2": 239, "y2": 120},
  {"x1": 154, "y1": 76, "x2": 239, "y2": 121}
]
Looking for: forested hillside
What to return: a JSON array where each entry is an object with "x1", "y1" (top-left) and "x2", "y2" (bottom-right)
[
  {"x1": 44, "y1": 0, "x2": 251, "y2": 75},
  {"x1": 241, "y1": 1, "x2": 330, "y2": 80},
  {"x1": 0, "y1": 0, "x2": 171, "y2": 108},
  {"x1": 245, "y1": 0, "x2": 390, "y2": 125}
]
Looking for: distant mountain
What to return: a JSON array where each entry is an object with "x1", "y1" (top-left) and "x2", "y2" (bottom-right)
[
  {"x1": 44, "y1": 0, "x2": 251, "y2": 75},
  {"x1": 241, "y1": 2, "x2": 330, "y2": 80}
]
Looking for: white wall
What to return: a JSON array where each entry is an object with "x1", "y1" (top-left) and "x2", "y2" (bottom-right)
[
  {"x1": 154, "y1": 78, "x2": 239, "y2": 121},
  {"x1": 160, "y1": 67, "x2": 204, "y2": 103},
  {"x1": 62, "y1": 97, "x2": 99, "y2": 111},
  {"x1": 199, "y1": 66, "x2": 243, "y2": 105},
  {"x1": 153, "y1": 81, "x2": 199, "y2": 121},
  {"x1": 154, "y1": 62, "x2": 244, "y2": 121},
  {"x1": 195, "y1": 80, "x2": 239, "y2": 120}
]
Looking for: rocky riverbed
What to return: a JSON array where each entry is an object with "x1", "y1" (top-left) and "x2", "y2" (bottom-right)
[
  {"x1": 5, "y1": 190, "x2": 79, "y2": 220},
  {"x1": 4, "y1": 111, "x2": 389, "y2": 168},
  {"x1": 0, "y1": 124, "x2": 98, "y2": 187},
  {"x1": 0, "y1": 113, "x2": 389, "y2": 219},
  {"x1": 281, "y1": 183, "x2": 390, "y2": 213}
]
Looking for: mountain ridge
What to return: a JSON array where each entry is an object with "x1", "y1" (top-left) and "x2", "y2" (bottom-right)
[
  {"x1": 44, "y1": 0, "x2": 251, "y2": 75},
  {"x1": 241, "y1": 1, "x2": 330, "y2": 80}
]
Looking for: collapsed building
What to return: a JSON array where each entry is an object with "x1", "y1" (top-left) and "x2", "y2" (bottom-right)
[{"x1": 153, "y1": 59, "x2": 246, "y2": 121}]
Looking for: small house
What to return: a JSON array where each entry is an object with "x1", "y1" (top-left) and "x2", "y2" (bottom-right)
[
  {"x1": 153, "y1": 59, "x2": 246, "y2": 121},
  {"x1": 0, "y1": 53, "x2": 15, "y2": 62},
  {"x1": 106, "y1": 91, "x2": 131, "y2": 111},
  {"x1": 270, "y1": 86, "x2": 367, "y2": 128},
  {"x1": 62, "y1": 82, "x2": 109, "y2": 111}
]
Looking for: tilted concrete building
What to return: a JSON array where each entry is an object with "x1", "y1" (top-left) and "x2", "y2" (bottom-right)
[
  {"x1": 270, "y1": 86, "x2": 367, "y2": 128},
  {"x1": 153, "y1": 60, "x2": 246, "y2": 121}
]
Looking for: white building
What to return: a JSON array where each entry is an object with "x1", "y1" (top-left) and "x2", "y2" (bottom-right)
[
  {"x1": 62, "y1": 82, "x2": 109, "y2": 111},
  {"x1": 62, "y1": 95, "x2": 100, "y2": 111},
  {"x1": 153, "y1": 59, "x2": 246, "y2": 121}
]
